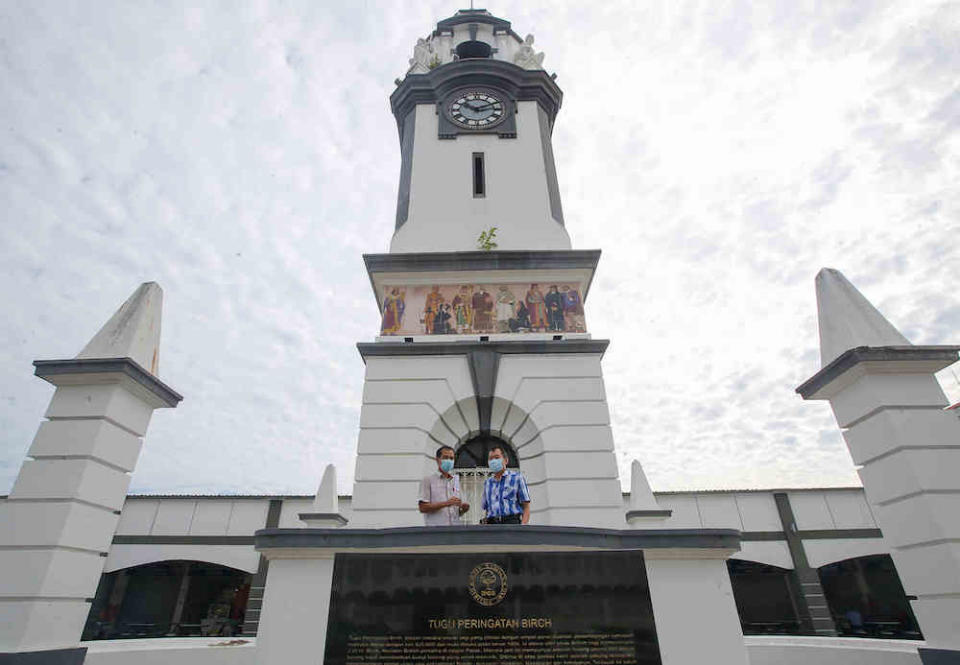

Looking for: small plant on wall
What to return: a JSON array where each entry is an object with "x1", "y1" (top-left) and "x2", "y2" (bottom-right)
[{"x1": 477, "y1": 227, "x2": 498, "y2": 251}]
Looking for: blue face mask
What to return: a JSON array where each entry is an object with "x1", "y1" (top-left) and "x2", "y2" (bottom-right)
[
  {"x1": 440, "y1": 459, "x2": 454, "y2": 473},
  {"x1": 488, "y1": 457, "x2": 504, "y2": 473}
]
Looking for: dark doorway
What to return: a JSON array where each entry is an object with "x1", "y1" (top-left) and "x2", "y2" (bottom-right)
[
  {"x1": 455, "y1": 40, "x2": 492, "y2": 59},
  {"x1": 819, "y1": 554, "x2": 922, "y2": 639},
  {"x1": 727, "y1": 559, "x2": 803, "y2": 635},
  {"x1": 82, "y1": 561, "x2": 252, "y2": 640},
  {"x1": 455, "y1": 434, "x2": 518, "y2": 469}
]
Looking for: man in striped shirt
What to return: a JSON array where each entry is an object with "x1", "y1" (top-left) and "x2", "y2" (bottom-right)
[{"x1": 481, "y1": 446, "x2": 531, "y2": 525}]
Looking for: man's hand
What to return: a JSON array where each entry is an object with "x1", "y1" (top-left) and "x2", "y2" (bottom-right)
[
  {"x1": 446, "y1": 497, "x2": 462, "y2": 507},
  {"x1": 458, "y1": 502, "x2": 471, "y2": 515}
]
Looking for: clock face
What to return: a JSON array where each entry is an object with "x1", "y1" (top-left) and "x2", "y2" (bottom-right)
[{"x1": 448, "y1": 91, "x2": 506, "y2": 129}]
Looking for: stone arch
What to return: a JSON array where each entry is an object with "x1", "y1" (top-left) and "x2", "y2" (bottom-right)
[
  {"x1": 428, "y1": 396, "x2": 540, "y2": 462},
  {"x1": 104, "y1": 545, "x2": 260, "y2": 574}
]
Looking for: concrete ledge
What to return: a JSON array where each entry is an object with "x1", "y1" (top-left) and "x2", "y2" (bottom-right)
[
  {"x1": 358, "y1": 338, "x2": 610, "y2": 361},
  {"x1": 83, "y1": 638, "x2": 254, "y2": 665},
  {"x1": 745, "y1": 635, "x2": 923, "y2": 665},
  {"x1": 0, "y1": 648, "x2": 87, "y2": 665},
  {"x1": 796, "y1": 346, "x2": 960, "y2": 400},
  {"x1": 363, "y1": 249, "x2": 600, "y2": 274},
  {"x1": 254, "y1": 524, "x2": 741, "y2": 552},
  {"x1": 390, "y1": 59, "x2": 563, "y2": 127},
  {"x1": 363, "y1": 249, "x2": 602, "y2": 303},
  {"x1": 34, "y1": 358, "x2": 183, "y2": 408},
  {"x1": 298, "y1": 512, "x2": 349, "y2": 527}
]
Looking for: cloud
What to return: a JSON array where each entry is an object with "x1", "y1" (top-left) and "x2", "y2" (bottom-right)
[{"x1": 1, "y1": 0, "x2": 957, "y2": 498}]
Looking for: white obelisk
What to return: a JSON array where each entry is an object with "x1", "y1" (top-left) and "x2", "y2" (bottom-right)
[
  {"x1": 0, "y1": 283, "x2": 181, "y2": 660},
  {"x1": 798, "y1": 268, "x2": 960, "y2": 662}
]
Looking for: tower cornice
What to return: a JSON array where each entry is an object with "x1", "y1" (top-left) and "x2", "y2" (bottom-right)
[
  {"x1": 390, "y1": 59, "x2": 563, "y2": 134},
  {"x1": 433, "y1": 10, "x2": 521, "y2": 42}
]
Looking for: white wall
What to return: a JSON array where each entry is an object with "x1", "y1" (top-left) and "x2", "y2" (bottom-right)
[
  {"x1": 629, "y1": 489, "x2": 887, "y2": 569},
  {"x1": 803, "y1": 538, "x2": 890, "y2": 570},
  {"x1": 116, "y1": 498, "x2": 269, "y2": 536},
  {"x1": 494, "y1": 354, "x2": 623, "y2": 527},
  {"x1": 350, "y1": 355, "x2": 477, "y2": 527},
  {"x1": 391, "y1": 101, "x2": 570, "y2": 253},
  {"x1": 788, "y1": 489, "x2": 878, "y2": 531}
]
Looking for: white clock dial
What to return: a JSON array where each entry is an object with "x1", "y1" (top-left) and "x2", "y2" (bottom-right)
[{"x1": 448, "y1": 91, "x2": 505, "y2": 129}]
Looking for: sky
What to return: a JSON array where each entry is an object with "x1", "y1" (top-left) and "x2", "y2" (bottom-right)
[{"x1": 1, "y1": 0, "x2": 958, "y2": 496}]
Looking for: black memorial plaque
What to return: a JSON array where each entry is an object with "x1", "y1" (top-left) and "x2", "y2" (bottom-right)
[{"x1": 324, "y1": 551, "x2": 661, "y2": 665}]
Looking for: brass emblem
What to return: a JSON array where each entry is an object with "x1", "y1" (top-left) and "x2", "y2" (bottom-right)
[{"x1": 468, "y1": 562, "x2": 508, "y2": 607}]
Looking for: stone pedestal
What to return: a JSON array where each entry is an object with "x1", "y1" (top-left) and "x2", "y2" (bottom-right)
[
  {"x1": 253, "y1": 525, "x2": 749, "y2": 665},
  {"x1": 0, "y1": 360, "x2": 181, "y2": 659}
]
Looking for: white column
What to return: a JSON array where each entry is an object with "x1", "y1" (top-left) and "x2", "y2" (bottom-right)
[
  {"x1": 256, "y1": 556, "x2": 336, "y2": 665},
  {"x1": 798, "y1": 269, "x2": 960, "y2": 658},
  {"x1": 0, "y1": 283, "x2": 181, "y2": 655},
  {"x1": 645, "y1": 555, "x2": 750, "y2": 665}
]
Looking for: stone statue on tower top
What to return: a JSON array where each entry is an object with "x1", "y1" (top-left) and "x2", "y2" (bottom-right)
[{"x1": 403, "y1": 9, "x2": 548, "y2": 78}]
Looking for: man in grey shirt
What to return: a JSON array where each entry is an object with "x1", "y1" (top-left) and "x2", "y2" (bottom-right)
[{"x1": 418, "y1": 445, "x2": 470, "y2": 526}]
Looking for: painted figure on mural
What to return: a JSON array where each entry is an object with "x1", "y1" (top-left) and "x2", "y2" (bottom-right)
[
  {"x1": 562, "y1": 285, "x2": 585, "y2": 332},
  {"x1": 545, "y1": 285, "x2": 565, "y2": 332},
  {"x1": 452, "y1": 286, "x2": 472, "y2": 333},
  {"x1": 510, "y1": 300, "x2": 531, "y2": 332},
  {"x1": 472, "y1": 286, "x2": 495, "y2": 332},
  {"x1": 424, "y1": 286, "x2": 444, "y2": 335},
  {"x1": 380, "y1": 288, "x2": 405, "y2": 334},
  {"x1": 433, "y1": 303, "x2": 453, "y2": 334},
  {"x1": 496, "y1": 286, "x2": 517, "y2": 333},
  {"x1": 525, "y1": 284, "x2": 546, "y2": 331}
]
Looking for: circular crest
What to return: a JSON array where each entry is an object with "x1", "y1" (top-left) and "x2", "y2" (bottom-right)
[{"x1": 467, "y1": 562, "x2": 508, "y2": 607}]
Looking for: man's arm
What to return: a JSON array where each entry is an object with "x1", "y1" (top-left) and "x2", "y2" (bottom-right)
[
  {"x1": 455, "y1": 476, "x2": 470, "y2": 515},
  {"x1": 418, "y1": 476, "x2": 461, "y2": 514},
  {"x1": 517, "y1": 473, "x2": 532, "y2": 525},
  {"x1": 419, "y1": 497, "x2": 460, "y2": 514}
]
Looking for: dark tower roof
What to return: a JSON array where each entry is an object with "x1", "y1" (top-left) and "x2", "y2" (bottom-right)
[{"x1": 434, "y1": 9, "x2": 522, "y2": 42}]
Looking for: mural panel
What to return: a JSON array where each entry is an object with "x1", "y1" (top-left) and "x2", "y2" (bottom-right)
[{"x1": 380, "y1": 283, "x2": 587, "y2": 336}]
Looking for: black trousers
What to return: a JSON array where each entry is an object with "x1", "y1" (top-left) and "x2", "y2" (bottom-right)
[{"x1": 485, "y1": 514, "x2": 522, "y2": 524}]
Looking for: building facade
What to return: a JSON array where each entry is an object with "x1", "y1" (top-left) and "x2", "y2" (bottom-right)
[{"x1": 77, "y1": 487, "x2": 920, "y2": 642}]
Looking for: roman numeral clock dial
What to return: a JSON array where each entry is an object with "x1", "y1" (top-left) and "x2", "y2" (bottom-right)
[{"x1": 448, "y1": 91, "x2": 505, "y2": 129}]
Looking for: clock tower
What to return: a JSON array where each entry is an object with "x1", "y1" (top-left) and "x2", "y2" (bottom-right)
[
  {"x1": 255, "y1": 12, "x2": 753, "y2": 665},
  {"x1": 389, "y1": 9, "x2": 570, "y2": 253},
  {"x1": 349, "y1": 9, "x2": 629, "y2": 529}
]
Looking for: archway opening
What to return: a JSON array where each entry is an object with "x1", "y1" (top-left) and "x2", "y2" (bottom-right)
[
  {"x1": 727, "y1": 559, "x2": 802, "y2": 635},
  {"x1": 454, "y1": 434, "x2": 518, "y2": 525},
  {"x1": 455, "y1": 40, "x2": 492, "y2": 59},
  {"x1": 82, "y1": 560, "x2": 252, "y2": 641},
  {"x1": 455, "y1": 433, "x2": 518, "y2": 470},
  {"x1": 819, "y1": 554, "x2": 922, "y2": 639}
]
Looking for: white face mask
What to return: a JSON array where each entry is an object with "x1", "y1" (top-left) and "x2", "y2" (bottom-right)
[{"x1": 488, "y1": 457, "x2": 504, "y2": 473}]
